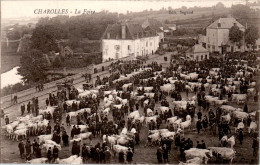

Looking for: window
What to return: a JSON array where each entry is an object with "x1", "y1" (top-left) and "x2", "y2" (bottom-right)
[
  {"x1": 115, "y1": 45, "x2": 120, "y2": 51},
  {"x1": 201, "y1": 55, "x2": 204, "y2": 60},
  {"x1": 128, "y1": 45, "x2": 130, "y2": 50},
  {"x1": 205, "y1": 55, "x2": 208, "y2": 59},
  {"x1": 150, "y1": 42, "x2": 152, "y2": 46},
  {"x1": 238, "y1": 45, "x2": 240, "y2": 49},
  {"x1": 146, "y1": 42, "x2": 148, "y2": 47},
  {"x1": 208, "y1": 45, "x2": 210, "y2": 49},
  {"x1": 107, "y1": 33, "x2": 110, "y2": 39}
]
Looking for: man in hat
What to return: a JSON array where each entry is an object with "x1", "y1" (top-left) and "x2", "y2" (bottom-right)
[{"x1": 47, "y1": 147, "x2": 52, "y2": 163}]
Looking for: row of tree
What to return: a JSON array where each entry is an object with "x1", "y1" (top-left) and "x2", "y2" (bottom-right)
[{"x1": 229, "y1": 24, "x2": 259, "y2": 50}]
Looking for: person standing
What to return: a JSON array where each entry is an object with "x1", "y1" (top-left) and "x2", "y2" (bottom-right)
[
  {"x1": 156, "y1": 147, "x2": 163, "y2": 163},
  {"x1": 52, "y1": 145, "x2": 59, "y2": 162},
  {"x1": 118, "y1": 150, "x2": 125, "y2": 163},
  {"x1": 197, "y1": 110, "x2": 202, "y2": 120},
  {"x1": 126, "y1": 148, "x2": 133, "y2": 163},
  {"x1": 252, "y1": 137, "x2": 259, "y2": 156},
  {"x1": 62, "y1": 131, "x2": 69, "y2": 146},
  {"x1": 238, "y1": 129, "x2": 244, "y2": 145},
  {"x1": 25, "y1": 140, "x2": 32, "y2": 161},
  {"x1": 104, "y1": 147, "x2": 111, "y2": 163},
  {"x1": 27, "y1": 101, "x2": 31, "y2": 113},
  {"x1": 201, "y1": 140, "x2": 206, "y2": 149},
  {"x1": 18, "y1": 140, "x2": 25, "y2": 159},
  {"x1": 196, "y1": 119, "x2": 202, "y2": 134},
  {"x1": 21, "y1": 104, "x2": 25, "y2": 116},
  {"x1": 82, "y1": 144, "x2": 88, "y2": 163},
  {"x1": 163, "y1": 146, "x2": 169, "y2": 163},
  {"x1": 5, "y1": 116, "x2": 9, "y2": 125},
  {"x1": 46, "y1": 123, "x2": 52, "y2": 134},
  {"x1": 47, "y1": 147, "x2": 52, "y2": 163}
]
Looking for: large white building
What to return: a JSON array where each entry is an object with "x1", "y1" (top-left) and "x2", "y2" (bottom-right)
[
  {"x1": 199, "y1": 17, "x2": 246, "y2": 54},
  {"x1": 101, "y1": 22, "x2": 160, "y2": 62}
]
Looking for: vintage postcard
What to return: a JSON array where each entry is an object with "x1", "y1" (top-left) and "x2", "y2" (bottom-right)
[{"x1": 1, "y1": 0, "x2": 259, "y2": 164}]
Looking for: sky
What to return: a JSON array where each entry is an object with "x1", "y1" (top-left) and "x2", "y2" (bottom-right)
[{"x1": 1, "y1": 0, "x2": 249, "y2": 20}]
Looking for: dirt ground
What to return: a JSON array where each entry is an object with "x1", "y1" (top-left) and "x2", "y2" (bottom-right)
[{"x1": 1, "y1": 54, "x2": 259, "y2": 164}]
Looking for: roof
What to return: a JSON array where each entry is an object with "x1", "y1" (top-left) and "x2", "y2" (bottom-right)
[
  {"x1": 207, "y1": 17, "x2": 244, "y2": 29},
  {"x1": 102, "y1": 22, "x2": 158, "y2": 40},
  {"x1": 187, "y1": 44, "x2": 209, "y2": 53},
  {"x1": 142, "y1": 18, "x2": 168, "y2": 32}
]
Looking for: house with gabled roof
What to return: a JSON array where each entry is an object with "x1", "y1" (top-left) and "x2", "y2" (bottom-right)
[
  {"x1": 101, "y1": 22, "x2": 160, "y2": 62},
  {"x1": 141, "y1": 18, "x2": 169, "y2": 42},
  {"x1": 186, "y1": 44, "x2": 209, "y2": 61},
  {"x1": 201, "y1": 17, "x2": 246, "y2": 54}
]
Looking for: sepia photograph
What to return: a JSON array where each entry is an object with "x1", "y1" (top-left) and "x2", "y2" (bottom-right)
[{"x1": 1, "y1": 0, "x2": 260, "y2": 164}]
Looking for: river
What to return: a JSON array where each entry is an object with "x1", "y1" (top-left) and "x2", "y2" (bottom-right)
[{"x1": 1, "y1": 66, "x2": 23, "y2": 88}]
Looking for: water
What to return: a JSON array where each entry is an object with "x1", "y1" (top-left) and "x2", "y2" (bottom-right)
[{"x1": 1, "y1": 66, "x2": 23, "y2": 88}]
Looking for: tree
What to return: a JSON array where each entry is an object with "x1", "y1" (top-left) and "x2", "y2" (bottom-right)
[
  {"x1": 52, "y1": 56, "x2": 63, "y2": 68},
  {"x1": 245, "y1": 25, "x2": 259, "y2": 51},
  {"x1": 17, "y1": 50, "x2": 48, "y2": 83},
  {"x1": 7, "y1": 30, "x2": 20, "y2": 40},
  {"x1": 215, "y1": 2, "x2": 225, "y2": 9},
  {"x1": 30, "y1": 25, "x2": 60, "y2": 53},
  {"x1": 229, "y1": 25, "x2": 243, "y2": 45}
]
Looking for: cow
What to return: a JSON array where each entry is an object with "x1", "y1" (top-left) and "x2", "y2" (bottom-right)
[
  {"x1": 57, "y1": 155, "x2": 83, "y2": 164},
  {"x1": 29, "y1": 158, "x2": 48, "y2": 164},
  {"x1": 38, "y1": 134, "x2": 53, "y2": 143},
  {"x1": 184, "y1": 148, "x2": 213, "y2": 164},
  {"x1": 208, "y1": 147, "x2": 235, "y2": 163},
  {"x1": 227, "y1": 136, "x2": 235, "y2": 149}
]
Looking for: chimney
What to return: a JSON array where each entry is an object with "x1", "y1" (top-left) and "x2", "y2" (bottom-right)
[
  {"x1": 122, "y1": 23, "x2": 126, "y2": 39},
  {"x1": 218, "y1": 19, "x2": 221, "y2": 28}
]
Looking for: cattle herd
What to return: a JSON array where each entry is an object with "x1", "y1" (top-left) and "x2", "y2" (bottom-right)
[{"x1": 2, "y1": 52, "x2": 260, "y2": 164}]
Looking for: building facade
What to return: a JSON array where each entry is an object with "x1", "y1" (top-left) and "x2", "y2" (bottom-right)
[
  {"x1": 200, "y1": 17, "x2": 246, "y2": 54},
  {"x1": 101, "y1": 22, "x2": 160, "y2": 62},
  {"x1": 186, "y1": 44, "x2": 209, "y2": 61}
]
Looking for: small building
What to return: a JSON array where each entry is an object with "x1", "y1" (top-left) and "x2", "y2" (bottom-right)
[
  {"x1": 64, "y1": 46, "x2": 74, "y2": 56},
  {"x1": 186, "y1": 44, "x2": 209, "y2": 61}
]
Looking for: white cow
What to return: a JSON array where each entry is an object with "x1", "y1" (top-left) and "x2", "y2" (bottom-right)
[
  {"x1": 57, "y1": 155, "x2": 83, "y2": 164},
  {"x1": 248, "y1": 121, "x2": 257, "y2": 133},
  {"x1": 38, "y1": 134, "x2": 53, "y2": 143},
  {"x1": 29, "y1": 158, "x2": 48, "y2": 164},
  {"x1": 208, "y1": 147, "x2": 235, "y2": 163},
  {"x1": 184, "y1": 148, "x2": 213, "y2": 164},
  {"x1": 232, "y1": 94, "x2": 247, "y2": 104}
]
